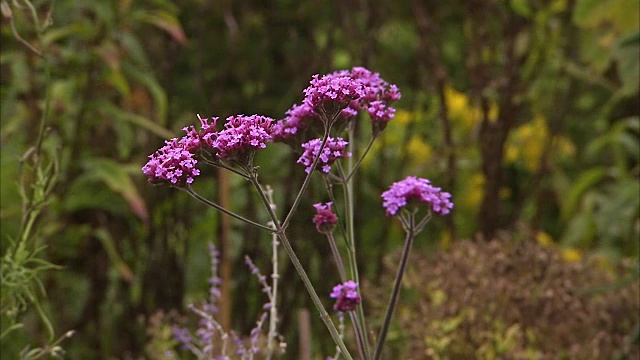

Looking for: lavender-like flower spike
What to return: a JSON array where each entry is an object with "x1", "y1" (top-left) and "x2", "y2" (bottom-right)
[
  {"x1": 381, "y1": 176, "x2": 454, "y2": 216},
  {"x1": 330, "y1": 280, "x2": 362, "y2": 312},
  {"x1": 297, "y1": 137, "x2": 351, "y2": 174}
]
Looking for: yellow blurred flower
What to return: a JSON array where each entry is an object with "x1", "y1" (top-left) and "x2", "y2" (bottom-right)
[
  {"x1": 459, "y1": 173, "x2": 485, "y2": 212},
  {"x1": 561, "y1": 248, "x2": 582, "y2": 262},
  {"x1": 394, "y1": 109, "x2": 412, "y2": 125},
  {"x1": 406, "y1": 135, "x2": 432, "y2": 166},
  {"x1": 505, "y1": 114, "x2": 576, "y2": 171},
  {"x1": 536, "y1": 231, "x2": 554, "y2": 247}
]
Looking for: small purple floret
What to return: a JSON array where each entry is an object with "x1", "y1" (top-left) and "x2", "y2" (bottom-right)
[
  {"x1": 297, "y1": 137, "x2": 351, "y2": 174},
  {"x1": 312, "y1": 202, "x2": 338, "y2": 233},
  {"x1": 212, "y1": 114, "x2": 274, "y2": 162},
  {"x1": 330, "y1": 280, "x2": 361, "y2": 312}
]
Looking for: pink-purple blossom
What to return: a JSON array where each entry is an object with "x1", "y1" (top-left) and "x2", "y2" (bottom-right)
[
  {"x1": 303, "y1": 73, "x2": 365, "y2": 115},
  {"x1": 297, "y1": 137, "x2": 351, "y2": 174},
  {"x1": 272, "y1": 103, "x2": 319, "y2": 145},
  {"x1": 330, "y1": 280, "x2": 361, "y2": 312},
  {"x1": 381, "y1": 176, "x2": 454, "y2": 216},
  {"x1": 211, "y1": 114, "x2": 274, "y2": 162},
  {"x1": 142, "y1": 138, "x2": 201, "y2": 186},
  {"x1": 312, "y1": 202, "x2": 338, "y2": 233}
]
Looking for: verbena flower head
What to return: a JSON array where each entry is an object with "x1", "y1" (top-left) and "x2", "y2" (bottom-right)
[
  {"x1": 381, "y1": 176, "x2": 454, "y2": 216},
  {"x1": 211, "y1": 114, "x2": 274, "y2": 164},
  {"x1": 312, "y1": 202, "x2": 338, "y2": 233},
  {"x1": 297, "y1": 137, "x2": 351, "y2": 174},
  {"x1": 303, "y1": 73, "x2": 365, "y2": 118},
  {"x1": 142, "y1": 138, "x2": 201, "y2": 186},
  {"x1": 330, "y1": 280, "x2": 361, "y2": 312}
]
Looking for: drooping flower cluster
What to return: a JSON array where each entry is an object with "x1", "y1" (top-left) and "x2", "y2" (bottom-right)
[
  {"x1": 312, "y1": 202, "x2": 338, "y2": 233},
  {"x1": 297, "y1": 137, "x2": 351, "y2": 174},
  {"x1": 142, "y1": 138, "x2": 201, "y2": 186},
  {"x1": 212, "y1": 115, "x2": 274, "y2": 162},
  {"x1": 330, "y1": 280, "x2": 361, "y2": 312},
  {"x1": 381, "y1": 176, "x2": 454, "y2": 216}
]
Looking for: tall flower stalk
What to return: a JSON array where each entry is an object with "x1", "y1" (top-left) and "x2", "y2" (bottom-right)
[{"x1": 142, "y1": 67, "x2": 453, "y2": 358}]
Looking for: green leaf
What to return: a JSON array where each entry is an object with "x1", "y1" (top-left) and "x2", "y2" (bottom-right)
[
  {"x1": 84, "y1": 158, "x2": 148, "y2": 222},
  {"x1": 41, "y1": 23, "x2": 98, "y2": 45},
  {"x1": 561, "y1": 167, "x2": 608, "y2": 221},
  {"x1": 510, "y1": 0, "x2": 532, "y2": 17},
  {"x1": 98, "y1": 100, "x2": 174, "y2": 139},
  {"x1": 614, "y1": 31, "x2": 640, "y2": 95},
  {"x1": 131, "y1": 10, "x2": 187, "y2": 44},
  {"x1": 122, "y1": 62, "x2": 168, "y2": 126},
  {"x1": 93, "y1": 228, "x2": 135, "y2": 283}
]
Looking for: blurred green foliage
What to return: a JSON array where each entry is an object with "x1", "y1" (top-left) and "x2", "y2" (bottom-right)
[{"x1": 0, "y1": 0, "x2": 638, "y2": 358}]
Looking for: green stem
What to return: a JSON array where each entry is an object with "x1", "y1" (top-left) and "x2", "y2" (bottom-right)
[
  {"x1": 281, "y1": 125, "x2": 331, "y2": 230},
  {"x1": 373, "y1": 213, "x2": 416, "y2": 360},
  {"x1": 183, "y1": 185, "x2": 277, "y2": 233},
  {"x1": 326, "y1": 232, "x2": 347, "y2": 282},
  {"x1": 345, "y1": 135, "x2": 377, "y2": 183},
  {"x1": 249, "y1": 174, "x2": 353, "y2": 360}
]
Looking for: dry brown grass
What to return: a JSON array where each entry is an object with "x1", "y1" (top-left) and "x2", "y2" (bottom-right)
[{"x1": 367, "y1": 237, "x2": 639, "y2": 360}]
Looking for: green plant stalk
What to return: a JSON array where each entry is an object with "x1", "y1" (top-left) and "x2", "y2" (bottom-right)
[
  {"x1": 183, "y1": 185, "x2": 277, "y2": 233},
  {"x1": 326, "y1": 232, "x2": 347, "y2": 282},
  {"x1": 249, "y1": 175, "x2": 353, "y2": 360},
  {"x1": 265, "y1": 187, "x2": 279, "y2": 360},
  {"x1": 373, "y1": 212, "x2": 416, "y2": 360},
  {"x1": 281, "y1": 113, "x2": 338, "y2": 229},
  {"x1": 344, "y1": 123, "x2": 372, "y2": 357}
]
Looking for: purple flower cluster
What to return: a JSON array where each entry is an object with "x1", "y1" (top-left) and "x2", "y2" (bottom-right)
[
  {"x1": 312, "y1": 202, "x2": 338, "y2": 233},
  {"x1": 381, "y1": 176, "x2": 454, "y2": 216},
  {"x1": 142, "y1": 115, "x2": 216, "y2": 186},
  {"x1": 303, "y1": 73, "x2": 365, "y2": 115},
  {"x1": 271, "y1": 103, "x2": 318, "y2": 145},
  {"x1": 297, "y1": 137, "x2": 351, "y2": 174},
  {"x1": 271, "y1": 67, "x2": 402, "y2": 147},
  {"x1": 330, "y1": 280, "x2": 361, "y2": 312},
  {"x1": 212, "y1": 115, "x2": 274, "y2": 162},
  {"x1": 142, "y1": 138, "x2": 201, "y2": 186}
]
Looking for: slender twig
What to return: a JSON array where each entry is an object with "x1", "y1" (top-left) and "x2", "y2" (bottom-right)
[
  {"x1": 265, "y1": 186, "x2": 279, "y2": 360},
  {"x1": 183, "y1": 185, "x2": 277, "y2": 233},
  {"x1": 373, "y1": 212, "x2": 416, "y2": 360},
  {"x1": 281, "y1": 125, "x2": 331, "y2": 229},
  {"x1": 248, "y1": 173, "x2": 353, "y2": 360},
  {"x1": 326, "y1": 232, "x2": 347, "y2": 282},
  {"x1": 345, "y1": 134, "x2": 377, "y2": 183},
  {"x1": 201, "y1": 156, "x2": 251, "y2": 180}
]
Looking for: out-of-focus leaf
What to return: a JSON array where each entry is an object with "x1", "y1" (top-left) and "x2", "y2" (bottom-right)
[
  {"x1": 510, "y1": 0, "x2": 532, "y2": 17},
  {"x1": 93, "y1": 228, "x2": 135, "y2": 283},
  {"x1": 122, "y1": 63, "x2": 168, "y2": 125},
  {"x1": 585, "y1": 117, "x2": 640, "y2": 161},
  {"x1": 561, "y1": 167, "x2": 608, "y2": 221},
  {"x1": 131, "y1": 10, "x2": 187, "y2": 44},
  {"x1": 41, "y1": 23, "x2": 98, "y2": 45},
  {"x1": 98, "y1": 100, "x2": 174, "y2": 139},
  {"x1": 104, "y1": 68, "x2": 131, "y2": 97},
  {"x1": 614, "y1": 31, "x2": 640, "y2": 95},
  {"x1": 573, "y1": 0, "x2": 607, "y2": 28},
  {"x1": 119, "y1": 32, "x2": 150, "y2": 68},
  {"x1": 84, "y1": 158, "x2": 149, "y2": 222},
  {"x1": 562, "y1": 207, "x2": 597, "y2": 247}
]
